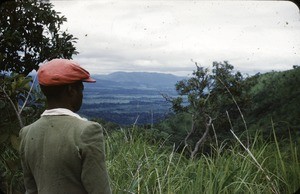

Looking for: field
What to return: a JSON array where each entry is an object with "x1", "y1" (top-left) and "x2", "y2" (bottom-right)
[
  {"x1": 105, "y1": 126, "x2": 300, "y2": 194},
  {"x1": 79, "y1": 87, "x2": 176, "y2": 125}
]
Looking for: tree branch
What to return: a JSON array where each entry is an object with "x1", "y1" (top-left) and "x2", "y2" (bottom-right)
[
  {"x1": 19, "y1": 74, "x2": 37, "y2": 114},
  {"x1": 217, "y1": 77, "x2": 250, "y2": 148},
  {"x1": 1, "y1": 86, "x2": 23, "y2": 128},
  {"x1": 184, "y1": 115, "x2": 195, "y2": 153},
  {"x1": 191, "y1": 115, "x2": 212, "y2": 159}
]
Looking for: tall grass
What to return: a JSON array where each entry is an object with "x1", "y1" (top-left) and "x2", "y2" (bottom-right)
[{"x1": 105, "y1": 126, "x2": 300, "y2": 194}]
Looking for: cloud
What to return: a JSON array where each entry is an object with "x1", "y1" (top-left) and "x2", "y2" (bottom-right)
[{"x1": 52, "y1": 0, "x2": 300, "y2": 76}]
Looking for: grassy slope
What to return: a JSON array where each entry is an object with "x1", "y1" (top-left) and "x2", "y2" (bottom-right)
[
  {"x1": 246, "y1": 67, "x2": 300, "y2": 135},
  {"x1": 90, "y1": 68, "x2": 300, "y2": 193},
  {"x1": 105, "y1": 69, "x2": 300, "y2": 193},
  {"x1": 105, "y1": 127, "x2": 300, "y2": 194}
]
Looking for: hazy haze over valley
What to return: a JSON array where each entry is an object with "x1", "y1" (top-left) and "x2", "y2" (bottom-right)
[{"x1": 79, "y1": 72, "x2": 183, "y2": 125}]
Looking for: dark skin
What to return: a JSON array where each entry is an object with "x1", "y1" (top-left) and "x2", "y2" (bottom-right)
[{"x1": 43, "y1": 82, "x2": 84, "y2": 112}]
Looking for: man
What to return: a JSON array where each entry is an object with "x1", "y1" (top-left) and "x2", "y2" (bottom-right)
[{"x1": 19, "y1": 59, "x2": 112, "y2": 194}]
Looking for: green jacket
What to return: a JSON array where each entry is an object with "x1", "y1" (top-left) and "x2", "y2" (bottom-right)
[{"x1": 19, "y1": 115, "x2": 112, "y2": 194}]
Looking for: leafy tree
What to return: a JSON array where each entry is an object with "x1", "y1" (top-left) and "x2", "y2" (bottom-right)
[
  {"x1": 165, "y1": 61, "x2": 251, "y2": 158},
  {"x1": 154, "y1": 112, "x2": 193, "y2": 150},
  {"x1": 0, "y1": 0, "x2": 78, "y2": 75}
]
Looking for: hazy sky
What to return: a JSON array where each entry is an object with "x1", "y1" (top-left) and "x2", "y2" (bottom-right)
[{"x1": 51, "y1": 0, "x2": 300, "y2": 76}]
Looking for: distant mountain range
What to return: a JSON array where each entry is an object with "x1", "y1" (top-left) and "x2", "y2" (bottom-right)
[
  {"x1": 90, "y1": 71, "x2": 186, "y2": 90},
  {"x1": 79, "y1": 71, "x2": 185, "y2": 124}
]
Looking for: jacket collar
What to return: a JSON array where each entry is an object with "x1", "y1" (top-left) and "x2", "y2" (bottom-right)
[{"x1": 41, "y1": 108, "x2": 87, "y2": 121}]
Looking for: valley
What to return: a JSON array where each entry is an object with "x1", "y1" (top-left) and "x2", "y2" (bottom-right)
[{"x1": 78, "y1": 72, "x2": 183, "y2": 125}]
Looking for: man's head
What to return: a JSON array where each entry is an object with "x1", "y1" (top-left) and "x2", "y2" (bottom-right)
[{"x1": 38, "y1": 59, "x2": 95, "y2": 112}]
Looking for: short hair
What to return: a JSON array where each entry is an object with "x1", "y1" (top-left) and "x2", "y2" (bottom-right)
[
  {"x1": 40, "y1": 84, "x2": 68, "y2": 100},
  {"x1": 40, "y1": 81, "x2": 83, "y2": 100}
]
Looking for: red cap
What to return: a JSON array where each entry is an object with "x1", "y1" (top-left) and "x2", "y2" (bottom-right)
[{"x1": 38, "y1": 59, "x2": 96, "y2": 86}]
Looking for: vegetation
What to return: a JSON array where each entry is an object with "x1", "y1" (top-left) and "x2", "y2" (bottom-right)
[
  {"x1": 245, "y1": 66, "x2": 300, "y2": 137},
  {"x1": 0, "y1": 0, "x2": 299, "y2": 193},
  {"x1": 101, "y1": 65, "x2": 300, "y2": 193},
  {"x1": 105, "y1": 126, "x2": 299, "y2": 194},
  {"x1": 0, "y1": 0, "x2": 77, "y2": 192},
  {"x1": 163, "y1": 61, "x2": 253, "y2": 158},
  {"x1": 1, "y1": 64, "x2": 299, "y2": 193},
  {"x1": 0, "y1": 73, "x2": 44, "y2": 193},
  {"x1": 1, "y1": 64, "x2": 300, "y2": 193},
  {"x1": 0, "y1": 0, "x2": 78, "y2": 75}
]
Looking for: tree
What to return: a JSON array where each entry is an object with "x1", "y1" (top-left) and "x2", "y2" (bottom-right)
[
  {"x1": 165, "y1": 61, "x2": 251, "y2": 158},
  {"x1": 0, "y1": 0, "x2": 78, "y2": 75}
]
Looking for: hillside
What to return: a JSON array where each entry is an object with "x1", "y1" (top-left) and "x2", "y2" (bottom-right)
[
  {"x1": 246, "y1": 67, "x2": 300, "y2": 134},
  {"x1": 91, "y1": 71, "x2": 185, "y2": 89},
  {"x1": 80, "y1": 69, "x2": 300, "y2": 129}
]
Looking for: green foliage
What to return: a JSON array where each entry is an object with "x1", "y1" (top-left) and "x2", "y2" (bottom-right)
[
  {"x1": 0, "y1": 0, "x2": 78, "y2": 192},
  {"x1": 171, "y1": 61, "x2": 248, "y2": 117},
  {"x1": 105, "y1": 126, "x2": 300, "y2": 194},
  {"x1": 154, "y1": 113, "x2": 192, "y2": 147},
  {"x1": 246, "y1": 68, "x2": 300, "y2": 137},
  {"x1": 162, "y1": 63, "x2": 300, "y2": 157},
  {"x1": 0, "y1": 0, "x2": 78, "y2": 75},
  {"x1": 0, "y1": 144, "x2": 24, "y2": 193},
  {"x1": 91, "y1": 117, "x2": 121, "y2": 132},
  {"x1": 0, "y1": 73, "x2": 43, "y2": 129},
  {"x1": 1, "y1": 73, "x2": 31, "y2": 130},
  {"x1": 0, "y1": 73, "x2": 44, "y2": 193},
  {"x1": 1, "y1": 66, "x2": 300, "y2": 193},
  {"x1": 165, "y1": 61, "x2": 252, "y2": 157}
]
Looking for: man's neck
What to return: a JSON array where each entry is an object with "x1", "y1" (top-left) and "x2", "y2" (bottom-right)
[{"x1": 46, "y1": 101, "x2": 74, "y2": 112}]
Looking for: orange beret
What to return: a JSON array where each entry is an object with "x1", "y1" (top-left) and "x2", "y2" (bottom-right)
[{"x1": 38, "y1": 59, "x2": 96, "y2": 86}]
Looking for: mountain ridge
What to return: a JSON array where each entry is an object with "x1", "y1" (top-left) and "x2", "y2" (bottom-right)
[{"x1": 90, "y1": 71, "x2": 186, "y2": 89}]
